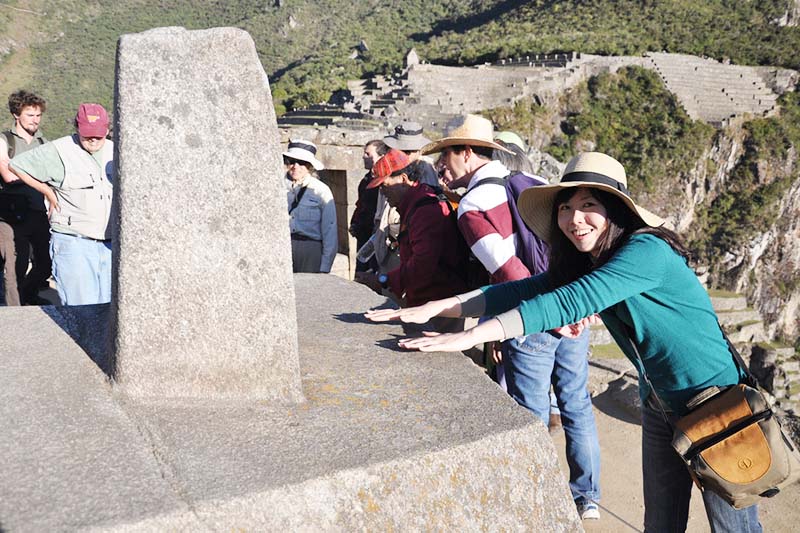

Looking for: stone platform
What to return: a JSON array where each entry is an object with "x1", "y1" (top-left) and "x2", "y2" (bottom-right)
[{"x1": 0, "y1": 275, "x2": 581, "y2": 531}]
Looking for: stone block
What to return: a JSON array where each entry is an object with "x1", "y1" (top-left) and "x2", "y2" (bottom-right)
[
  {"x1": 0, "y1": 276, "x2": 582, "y2": 530},
  {"x1": 112, "y1": 27, "x2": 302, "y2": 402}
]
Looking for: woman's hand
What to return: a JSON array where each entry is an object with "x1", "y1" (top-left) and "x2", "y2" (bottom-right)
[
  {"x1": 398, "y1": 330, "x2": 478, "y2": 353},
  {"x1": 365, "y1": 297, "x2": 461, "y2": 324},
  {"x1": 399, "y1": 318, "x2": 505, "y2": 353},
  {"x1": 552, "y1": 314, "x2": 602, "y2": 339}
]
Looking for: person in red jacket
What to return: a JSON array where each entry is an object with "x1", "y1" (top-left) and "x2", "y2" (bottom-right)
[{"x1": 355, "y1": 149, "x2": 468, "y2": 317}]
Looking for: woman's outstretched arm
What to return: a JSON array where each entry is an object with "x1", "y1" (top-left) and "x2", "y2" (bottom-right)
[{"x1": 398, "y1": 318, "x2": 505, "y2": 353}]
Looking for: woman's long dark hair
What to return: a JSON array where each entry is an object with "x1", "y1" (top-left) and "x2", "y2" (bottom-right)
[{"x1": 548, "y1": 187, "x2": 690, "y2": 288}]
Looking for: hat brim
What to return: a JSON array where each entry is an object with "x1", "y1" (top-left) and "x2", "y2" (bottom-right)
[
  {"x1": 282, "y1": 148, "x2": 324, "y2": 171},
  {"x1": 383, "y1": 135, "x2": 431, "y2": 151},
  {"x1": 517, "y1": 181, "x2": 665, "y2": 244},
  {"x1": 421, "y1": 137, "x2": 512, "y2": 155}
]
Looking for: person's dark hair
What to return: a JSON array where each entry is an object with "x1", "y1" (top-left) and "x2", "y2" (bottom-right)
[
  {"x1": 366, "y1": 139, "x2": 389, "y2": 156},
  {"x1": 397, "y1": 163, "x2": 417, "y2": 182},
  {"x1": 548, "y1": 187, "x2": 690, "y2": 288},
  {"x1": 8, "y1": 90, "x2": 46, "y2": 116},
  {"x1": 449, "y1": 144, "x2": 493, "y2": 160},
  {"x1": 492, "y1": 140, "x2": 536, "y2": 174}
]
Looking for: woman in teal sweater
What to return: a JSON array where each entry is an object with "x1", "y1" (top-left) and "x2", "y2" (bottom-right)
[{"x1": 367, "y1": 152, "x2": 760, "y2": 532}]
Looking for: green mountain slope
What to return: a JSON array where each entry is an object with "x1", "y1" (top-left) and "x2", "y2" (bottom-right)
[{"x1": 1, "y1": 0, "x2": 798, "y2": 137}]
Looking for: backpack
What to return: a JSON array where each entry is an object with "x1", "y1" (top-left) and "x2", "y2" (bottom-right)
[
  {"x1": 470, "y1": 172, "x2": 550, "y2": 275},
  {"x1": 403, "y1": 185, "x2": 487, "y2": 290},
  {"x1": 0, "y1": 130, "x2": 32, "y2": 222}
]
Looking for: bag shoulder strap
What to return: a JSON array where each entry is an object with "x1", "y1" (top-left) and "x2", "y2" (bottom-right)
[
  {"x1": 289, "y1": 185, "x2": 308, "y2": 214},
  {"x1": 2, "y1": 131, "x2": 14, "y2": 158},
  {"x1": 469, "y1": 176, "x2": 507, "y2": 191}
]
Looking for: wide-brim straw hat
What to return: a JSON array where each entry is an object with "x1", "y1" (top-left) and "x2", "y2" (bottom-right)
[
  {"x1": 421, "y1": 114, "x2": 512, "y2": 155},
  {"x1": 282, "y1": 139, "x2": 324, "y2": 171},
  {"x1": 383, "y1": 121, "x2": 431, "y2": 151},
  {"x1": 517, "y1": 152, "x2": 665, "y2": 243}
]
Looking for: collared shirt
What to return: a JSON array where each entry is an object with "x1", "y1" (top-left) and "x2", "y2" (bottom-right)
[
  {"x1": 387, "y1": 183, "x2": 469, "y2": 307},
  {"x1": 10, "y1": 137, "x2": 108, "y2": 189},
  {"x1": 286, "y1": 174, "x2": 338, "y2": 273}
]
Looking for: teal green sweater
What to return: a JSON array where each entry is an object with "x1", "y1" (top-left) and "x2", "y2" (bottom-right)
[{"x1": 483, "y1": 233, "x2": 741, "y2": 414}]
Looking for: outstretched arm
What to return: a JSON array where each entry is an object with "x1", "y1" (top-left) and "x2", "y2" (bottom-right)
[
  {"x1": 398, "y1": 318, "x2": 505, "y2": 353},
  {"x1": 365, "y1": 295, "x2": 463, "y2": 324}
]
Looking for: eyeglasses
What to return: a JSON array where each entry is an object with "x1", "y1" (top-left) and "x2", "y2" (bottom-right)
[{"x1": 283, "y1": 157, "x2": 305, "y2": 166}]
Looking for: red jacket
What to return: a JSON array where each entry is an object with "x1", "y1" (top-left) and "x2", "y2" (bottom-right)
[{"x1": 387, "y1": 183, "x2": 469, "y2": 307}]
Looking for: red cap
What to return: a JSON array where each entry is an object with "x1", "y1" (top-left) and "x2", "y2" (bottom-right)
[
  {"x1": 367, "y1": 149, "x2": 411, "y2": 189},
  {"x1": 75, "y1": 103, "x2": 109, "y2": 137}
]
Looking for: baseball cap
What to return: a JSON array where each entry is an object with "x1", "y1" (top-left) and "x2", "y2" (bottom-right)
[
  {"x1": 75, "y1": 103, "x2": 109, "y2": 138},
  {"x1": 367, "y1": 149, "x2": 412, "y2": 189}
]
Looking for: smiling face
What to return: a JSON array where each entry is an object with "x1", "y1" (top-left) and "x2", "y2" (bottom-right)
[{"x1": 556, "y1": 187, "x2": 609, "y2": 257}]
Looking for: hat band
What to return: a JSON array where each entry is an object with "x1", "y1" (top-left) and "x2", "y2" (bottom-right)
[
  {"x1": 562, "y1": 171, "x2": 629, "y2": 196},
  {"x1": 288, "y1": 141, "x2": 317, "y2": 155},
  {"x1": 396, "y1": 127, "x2": 423, "y2": 136}
]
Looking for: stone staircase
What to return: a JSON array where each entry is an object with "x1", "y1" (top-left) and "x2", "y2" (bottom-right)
[
  {"x1": 276, "y1": 51, "x2": 788, "y2": 140},
  {"x1": 645, "y1": 52, "x2": 778, "y2": 125},
  {"x1": 276, "y1": 104, "x2": 383, "y2": 130}
]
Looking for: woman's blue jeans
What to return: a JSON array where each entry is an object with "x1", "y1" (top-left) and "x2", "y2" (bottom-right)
[
  {"x1": 503, "y1": 329, "x2": 601, "y2": 503},
  {"x1": 641, "y1": 402, "x2": 762, "y2": 532}
]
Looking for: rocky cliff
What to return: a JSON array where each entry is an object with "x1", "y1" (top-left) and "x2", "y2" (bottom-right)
[{"x1": 663, "y1": 125, "x2": 799, "y2": 345}]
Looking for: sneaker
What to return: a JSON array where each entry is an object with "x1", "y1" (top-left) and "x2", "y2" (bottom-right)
[{"x1": 576, "y1": 500, "x2": 600, "y2": 520}]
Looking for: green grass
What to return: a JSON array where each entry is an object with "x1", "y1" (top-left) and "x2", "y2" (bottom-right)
[
  {"x1": 708, "y1": 289, "x2": 741, "y2": 298},
  {"x1": 590, "y1": 343, "x2": 626, "y2": 359}
]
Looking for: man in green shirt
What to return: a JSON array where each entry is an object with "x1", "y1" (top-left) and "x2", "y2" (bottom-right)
[{"x1": 10, "y1": 103, "x2": 114, "y2": 305}]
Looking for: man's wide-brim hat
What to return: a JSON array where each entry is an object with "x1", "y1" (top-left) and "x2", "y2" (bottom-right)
[
  {"x1": 421, "y1": 114, "x2": 512, "y2": 155},
  {"x1": 383, "y1": 122, "x2": 431, "y2": 151},
  {"x1": 282, "y1": 139, "x2": 324, "y2": 171},
  {"x1": 517, "y1": 152, "x2": 665, "y2": 243}
]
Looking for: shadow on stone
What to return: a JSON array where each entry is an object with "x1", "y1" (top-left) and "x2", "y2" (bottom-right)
[
  {"x1": 41, "y1": 304, "x2": 114, "y2": 379},
  {"x1": 375, "y1": 335, "x2": 409, "y2": 351},
  {"x1": 332, "y1": 311, "x2": 373, "y2": 324}
]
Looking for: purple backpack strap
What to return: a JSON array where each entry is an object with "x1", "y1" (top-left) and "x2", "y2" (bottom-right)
[{"x1": 504, "y1": 172, "x2": 550, "y2": 275}]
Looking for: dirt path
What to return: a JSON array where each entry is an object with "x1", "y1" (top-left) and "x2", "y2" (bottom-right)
[{"x1": 551, "y1": 375, "x2": 800, "y2": 532}]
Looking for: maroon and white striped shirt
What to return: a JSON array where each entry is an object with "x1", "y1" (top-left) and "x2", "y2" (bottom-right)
[{"x1": 457, "y1": 160, "x2": 531, "y2": 283}]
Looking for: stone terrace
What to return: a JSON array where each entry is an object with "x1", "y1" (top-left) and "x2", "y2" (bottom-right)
[
  {"x1": 279, "y1": 52, "x2": 796, "y2": 136},
  {"x1": 645, "y1": 52, "x2": 779, "y2": 125}
]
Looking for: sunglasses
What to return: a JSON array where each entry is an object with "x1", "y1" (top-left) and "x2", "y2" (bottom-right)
[{"x1": 283, "y1": 157, "x2": 307, "y2": 167}]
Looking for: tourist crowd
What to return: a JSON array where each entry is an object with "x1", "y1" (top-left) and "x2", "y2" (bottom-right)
[{"x1": 0, "y1": 84, "x2": 765, "y2": 529}]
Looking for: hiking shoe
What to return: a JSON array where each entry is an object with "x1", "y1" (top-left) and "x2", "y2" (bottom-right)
[{"x1": 576, "y1": 500, "x2": 600, "y2": 520}]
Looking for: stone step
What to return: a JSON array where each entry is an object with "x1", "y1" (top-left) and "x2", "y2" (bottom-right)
[
  {"x1": 716, "y1": 308, "x2": 762, "y2": 327},
  {"x1": 710, "y1": 294, "x2": 748, "y2": 311}
]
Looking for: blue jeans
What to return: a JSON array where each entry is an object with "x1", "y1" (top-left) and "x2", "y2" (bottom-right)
[
  {"x1": 503, "y1": 329, "x2": 601, "y2": 503},
  {"x1": 642, "y1": 402, "x2": 762, "y2": 532},
  {"x1": 50, "y1": 232, "x2": 112, "y2": 306}
]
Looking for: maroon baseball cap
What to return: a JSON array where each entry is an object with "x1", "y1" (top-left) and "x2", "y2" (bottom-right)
[
  {"x1": 75, "y1": 103, "x2": 109, "y2": 137},
  {"x1": 367, "y1": 149, "x2": 412, "y2": 189}
]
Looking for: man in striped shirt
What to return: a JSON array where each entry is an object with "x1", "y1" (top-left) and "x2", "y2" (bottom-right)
[
  {"x1": 422, "y1": 114, "x2": 602, "y2": 520},
  {"x1": 423, "y1": 115, "x2": 523, "y2": 283}
]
